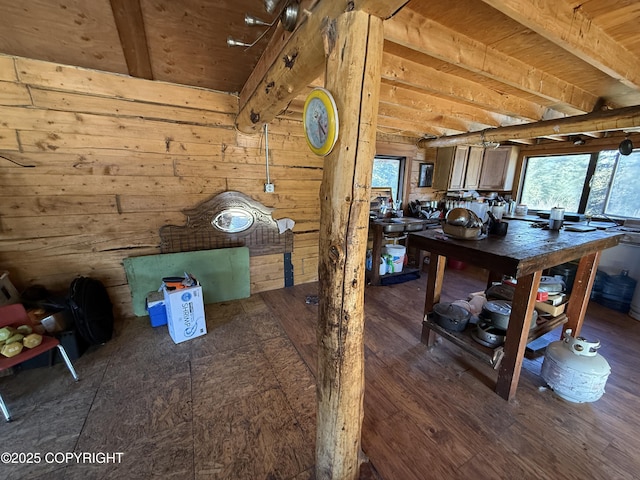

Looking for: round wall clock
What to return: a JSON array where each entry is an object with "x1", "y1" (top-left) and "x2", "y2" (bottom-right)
[{"x1": 303, "y1": 87, "x2": 339, "y2": 156}]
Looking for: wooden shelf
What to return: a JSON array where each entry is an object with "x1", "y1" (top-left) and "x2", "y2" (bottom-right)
[{"x1": 423, "y1": 313, "x2": 568, "y2": 370}]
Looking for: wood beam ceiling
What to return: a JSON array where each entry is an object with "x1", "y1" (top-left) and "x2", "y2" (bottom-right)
[
  {"x1": 480, "y1": 0, "x2": 640, "y2": 90},
  {"x1": 384, "y1": 7, "x2": 598, "y2": 115},
  {"x1": 380, "y1": 51, "x2": 548, "y2": 123},
  {"x1": 236, "y1": 0, "x2": 408, "y2": 133},
  {"x1": 109, "y1": 0, "x2": 153, "y2": 80},
  {"x1": 418, "y1": 105, "x2": 640, "y2": 148}
]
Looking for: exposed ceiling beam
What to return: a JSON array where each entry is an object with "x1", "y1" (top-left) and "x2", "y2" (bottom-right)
[
  {"x1": 378, "y1": 101, "x2": 468, "y2": 133},
  {"x1": 418, "y1": 105, "x2": 640, "y2": 148},
  {"x1": 384, "y1": 8, "x2": 598, "y2": 114},
  {"x1": 479, "y1": 0, "x2": 640, "y2": 90},
  {"x1": 381, "y1": 51, "x2": 549, "y2": 123},
  {"x1": 109, "y1": 0, "x2": 153, "y2": 79},
  {"x1": 376, "y1": 116, "x2": 444, "y2": 137},
  {"x1": 239, "y1": 0, "x2": 319, "y2": 109},
  {"x1": 379, "y1": 81, "x2": 508, "y2": 128},
  {"x1": 236, "y1": 0, "x2": 409, "y2": 133}
]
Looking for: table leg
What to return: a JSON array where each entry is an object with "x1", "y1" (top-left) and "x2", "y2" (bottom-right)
[
  {"x1": 495, "y1": 270, "x2": 542, "y2": 401},
  {"x1": 421, "y1": 253, "x2": 447, "y2": 346},
  {"x1": 565, "y1": 251, "x2": 601, "y2": 337}
]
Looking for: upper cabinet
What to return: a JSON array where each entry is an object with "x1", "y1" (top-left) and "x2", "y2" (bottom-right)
[
  {"x1": 478, "y1": 146, "x2": 519, "y2": 191},
  {"x1": 432, "y1": 146, "x2": 456, "y2": 190},
  {"x1": 449, "y1": 146, "x2": 470, "y2": 190},
  {"x1": 433, "y1": 145, "x2": 519, "y2": 191},
  {"x1": 462, "y1": 147, "x2": 484, "y2": 190}
]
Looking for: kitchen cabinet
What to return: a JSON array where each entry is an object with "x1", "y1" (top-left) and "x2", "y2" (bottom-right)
[
  {"x1": 433, "y1": 146, "x2": 473, "y2": 190},
  {"x1": 463, "y1": 146, "x2": 484, "y2": 189},
  {"x1": 432, "y1": 146, "x2": 455, "y2": 190},
  {"x1": 478, "y1": 146, "x2": 518, "y2": 191},
  {"x1": 449, "y1": 146, "x2": 469, "y2": 190},
  {"x1": 434, "y1": 145, "x2": 518, "y2": 191}
]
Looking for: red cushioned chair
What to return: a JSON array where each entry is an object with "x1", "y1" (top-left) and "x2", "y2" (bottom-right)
[{"x1": 0, "y1": 303, "x2": 79, "y2": 421}]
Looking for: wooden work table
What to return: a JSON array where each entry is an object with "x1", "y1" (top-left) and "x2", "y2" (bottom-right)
[{"x1": 408, "y1": 220, "x2": 624, "y2": 401}]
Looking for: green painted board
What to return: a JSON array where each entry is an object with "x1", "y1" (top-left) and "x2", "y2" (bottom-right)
[{"x1": 123, "y1": 247, "x2": 250, "y2": 316}]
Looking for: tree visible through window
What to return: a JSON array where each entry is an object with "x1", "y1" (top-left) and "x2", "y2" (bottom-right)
[
  {"x1": 372, "y1": 156, "x2": 404, "y2": 203},
  {"x1": 521, "y1": 154, "x2": 590, "y2": 212},
  {"x1": 520, "y1": 149, "x2": 640, "y2": 219}
]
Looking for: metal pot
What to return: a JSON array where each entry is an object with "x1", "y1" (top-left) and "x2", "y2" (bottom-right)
[
  {"x1": 481, "y1": 300, "x2": 538, "y2": 330},
  {"x1": 432, "y1": 302, "x2": 470, "y2": 332},
  {"x1": 472, "y1": 321, "x2": 506, "y2": 347},
  {"x1": 481, "y1": 300, "x2": 512, "y2": 329}
]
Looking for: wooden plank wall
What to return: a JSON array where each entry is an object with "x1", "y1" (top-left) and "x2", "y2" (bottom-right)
[{"x1": 0, "y1": 53, "x2": 324, "y2": 317}]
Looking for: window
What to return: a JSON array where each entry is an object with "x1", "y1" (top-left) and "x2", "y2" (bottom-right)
[
  {"x1": 372, "y1": 156, "x2": 405, "y2": 203},
  {"x1": 520, "y1": 149, "x2": 640, "y2": 219}
]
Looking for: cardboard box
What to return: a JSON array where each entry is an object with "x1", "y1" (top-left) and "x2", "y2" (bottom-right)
[
  {"x1": 146, "y1": 291, "x2": 167, "y2": 327},
  {"x1": 535, "y1": 300, "x2": 567, "y2": 316},
  {"x1": 163, "y1": 285, "x2": 206, "y2": 344}
]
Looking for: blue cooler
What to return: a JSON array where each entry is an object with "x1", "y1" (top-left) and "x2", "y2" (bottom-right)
[{"x1": 146, "y1": 291, "x2": 168, "y2": 327}]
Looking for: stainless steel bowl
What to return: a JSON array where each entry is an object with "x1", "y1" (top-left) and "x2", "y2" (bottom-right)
[
  {"x1": 446, "y1": 208, "x2": 483, "y2": 228},
  {"x1": 446, "y1": 208, "x2": 471, "y2": 226}
]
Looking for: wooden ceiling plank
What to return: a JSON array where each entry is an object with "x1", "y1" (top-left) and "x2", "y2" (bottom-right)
[
  {"x1": 375, "y1": 118, "x2": 443, "y2": 138},
  {"x1": 236, "y1": 0, "x2": 409, "y2": 133},
  {"x1": 380, "y1": 82, "x2": 507, "y2": 128},
  {"x1": 480, "y1": 0, "x2": 640, "y2": 90},
  {"x1": 384, "y1": 7, "x2": 598, "y2": 114},
  {"x1": 378, "y1": 101, "x2": 471, "y2": 133},
  {"x1": 109, "y1": 0, "x2": 153, "y2": 80},
  {"x1": 418, "y1": 105, "x2": 640, "y2": 148},
  {"x1": 354, "y1": 0, "x2": 410, "y2": 19},
  {"x1": 381, "y1": 51, "x2": 548, "y2": 123}
]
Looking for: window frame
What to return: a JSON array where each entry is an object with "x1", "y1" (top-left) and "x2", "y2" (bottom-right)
[
  {"x1": 519, "y1": 147, "x2": 638, "y2": 220},
  {"x1": 372, "y1": 155, "x2": 406, "y2": 204}
]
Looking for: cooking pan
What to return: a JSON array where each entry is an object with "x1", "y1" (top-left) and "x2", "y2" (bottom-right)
[
  {"x1": 481, "y1": 300, "x2": 538, "y2": 330},
  {"x1": 432, "y1": 302, "x2": 470, "y2": 332},
  {"x1": 472, "y1": 321, "x2": 506, "y2": 347}
]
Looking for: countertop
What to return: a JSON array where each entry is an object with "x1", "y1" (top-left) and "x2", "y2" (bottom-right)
[{"x1": 408, "y1": 219, "x2": 624, "y2": 278}]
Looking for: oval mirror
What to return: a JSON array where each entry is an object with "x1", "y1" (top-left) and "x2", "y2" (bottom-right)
[{"x1": 211, "y1": 208, "x2": 254, "y2": 233}]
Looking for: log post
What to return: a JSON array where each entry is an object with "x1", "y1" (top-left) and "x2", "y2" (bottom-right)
[{"x1": 316, "y1": 10, "x2": 383, "y2": 480}]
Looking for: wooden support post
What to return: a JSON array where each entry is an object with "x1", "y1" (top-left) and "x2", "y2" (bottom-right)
[
  {"x1": 316, "y1": 10, "x2": 383, "y2": 480},
  {"x1": 496, "y1": 270, "x2": 542, "y2": 400}
]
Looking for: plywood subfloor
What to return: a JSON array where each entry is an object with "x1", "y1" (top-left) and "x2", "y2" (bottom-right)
[
  {"x1": 1, "y1": 266, "x2": 639, "y2": 479},
  {"x1": 0, "y1": 296, "x2": 316, "y2": 480}
]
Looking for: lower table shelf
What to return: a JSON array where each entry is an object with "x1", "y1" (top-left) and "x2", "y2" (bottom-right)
[{"x1": 423, "y1": 313, "x2": 568, "y2": 370}]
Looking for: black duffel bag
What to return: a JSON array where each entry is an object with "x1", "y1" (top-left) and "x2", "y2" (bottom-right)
[{"x1": 68, "y1": 276, "x2": 114, "y2": 345}]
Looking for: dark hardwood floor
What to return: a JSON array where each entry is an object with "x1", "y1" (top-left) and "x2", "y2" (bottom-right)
[
  {"x1": 263, "y1": 265, "x2": 640, "y2": 480},
  {"x1": 1, "y1": 265, "x2": 638, "y2": 479}
]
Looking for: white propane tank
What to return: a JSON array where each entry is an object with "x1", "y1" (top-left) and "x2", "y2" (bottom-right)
[{"x1": 541, "y1": 329, "x2": 611, "y2": 403}]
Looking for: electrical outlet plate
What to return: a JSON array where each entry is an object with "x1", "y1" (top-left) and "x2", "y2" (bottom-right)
[{"x1": 264, "y1": 183, "x2": 275, "y2": 193}]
